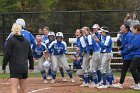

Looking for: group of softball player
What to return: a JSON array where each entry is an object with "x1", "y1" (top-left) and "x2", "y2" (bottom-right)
[
  {"x1": 32, "y1": 28, "x2": 76, "y2": 84},
  {"x1": 75, "y1": 24, "x2": 114, "y2": 88}
]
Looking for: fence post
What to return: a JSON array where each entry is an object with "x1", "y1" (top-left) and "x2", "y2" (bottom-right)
[{"x1": 2, "y1": 14, "x2": 5, "y2": 51}]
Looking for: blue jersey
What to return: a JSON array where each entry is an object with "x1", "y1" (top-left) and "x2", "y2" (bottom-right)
[
  {"x1": 42, "y1": 35, "x2": 48, "y2": 43},
  {"x1": 120, "y1": 31, "x2": 134, "y2": 60},
  {"x1": 5, "y1": 29, "x2": 36, "y2": 46},
  {"x1": 78, "y1": 36, "x2": 87, "y2": 55},
  {"x1": 32, "y1": 42, "x2": 47, "y2": 59},
  {"x1": 99, "y1": 35, "x2": 112, "y2": 53},
  {"x1": 85, "y1": 34, "x2": 100, "y2": 53},
  {"x1": 76, "y1": 37, "x2": 81, "y2": 49},
  {"x1": 49, "y1": 40, "x2": 67, "y2": 55},
  {"x1": 45, "y1": 39, "x2": 55, "y2": 53},
  {"x1": 95, "y1": 32, "x2": 101, "y2": 40},
  {"x1": 121, "y1": 34, "x2": 140, "y2": 58}
]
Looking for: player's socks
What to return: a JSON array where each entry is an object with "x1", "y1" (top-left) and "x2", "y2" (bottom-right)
[
  {"x1": 48, "y1": 68, "x2": 52, "y2": 76},
  {"x1": 97, "y1": 70, "x2": 101, "y2": 82},
  {"x1": 107, "y1": 74, "x2": 113, "y2": 85},
  {"x1": 60, "y1": 68, "x2": 64, "y2": 77},
  {"x1": 102, "y1": 73, "x2": 107, "y2": 85},
  {"x1": 84, "y1": 73, "x2": 89, "y2": 84},
  {"x1": 51, "y1": 71, "x2": 56, "y2": 79},
  {"x1": 41, "y1": 70, "x2": 47, "y2": 80},
  {"x1": 88, "y1": 73, "x2": 93, "y2": 81},
  {"x1": 67, "y1": 70, "x2": 73, "y2": 78},
  {"x1": 93, "y1": 72, "x2": 98, "y2": 84}
]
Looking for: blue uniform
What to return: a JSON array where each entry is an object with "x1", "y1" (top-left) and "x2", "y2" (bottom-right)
[
  {"x1": 95, "y1": 32, "x2": 101, "y2": 40},
  {"x1": 49, "y1": 40, "x2": 67, "y2": 55},
  {"x1": 99, "y1": 34, "x2": 113, "y2": 86},
  {"x1": 120, "y1": 31, "x2": 134, "y2": 60},
  {"x1": 5, "y1": 29, "x2": 36, "y2": 46},
  {"x1": 99, "y1": 35, "x2": 112, "y2": 53},
  {"x1": 78, "y1": 36, "x2": 87, "y2": 56},
  {"x1": 32, "y1": 42, "x2": 47, "y2": 59},
  {"x1": 42, "y1": 35, "x2": 48, "y2": 43},
  {"x1": 121, "y1": 34, "x2": 140, "y2": 58},
  {"x1": 85, "y1": 34, "x2": 100, "y2": 53}
]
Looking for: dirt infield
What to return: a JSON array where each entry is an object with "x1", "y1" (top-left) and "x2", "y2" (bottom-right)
[{"x1": 0, "y1": 76, "x2": 136, "y2": 93}]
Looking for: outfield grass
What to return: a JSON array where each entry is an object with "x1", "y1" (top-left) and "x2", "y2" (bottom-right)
[{"x1": 0, "y1": 71, "x2": 131, "y2": 78}]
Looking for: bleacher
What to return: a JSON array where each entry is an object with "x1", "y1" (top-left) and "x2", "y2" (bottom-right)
[{"x1": 67, "y1": 36, "x2": 122, "y2": 70}]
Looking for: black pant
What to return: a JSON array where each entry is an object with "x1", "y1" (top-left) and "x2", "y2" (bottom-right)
[
  {"x1": 130, "y1": 57, "x2": 140, "y2": 84},
  {"x1": 120, "y1": 60, "x2": 132, "y2": 84}
]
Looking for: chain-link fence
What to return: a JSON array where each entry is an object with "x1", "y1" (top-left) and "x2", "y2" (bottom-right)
[{"x1": 0, "y1": 10, "x2": 140, "y2": 69}]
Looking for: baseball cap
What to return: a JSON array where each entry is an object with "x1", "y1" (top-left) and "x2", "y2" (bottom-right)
[{"x1": 92, "y1": 24, "x2": 100, "y2": 29}]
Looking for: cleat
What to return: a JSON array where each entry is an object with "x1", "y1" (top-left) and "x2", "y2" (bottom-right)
[
  {"x1": 89, "y1": 84, "x2": 99, "y2": 88},
  {"x1": 112, "y1": 83, "x2": 123, "y2": 89},
  {"x1": 62, "y1": 78, "x2": 67, "y2": 82},
  {"x1": 43, "y1": 80, "x2": 48, "y2": 84},
  {"x1": 51, "y1": 79, "x2": 55, "y2": 84},
  {"x1": 97, "y1": 85, "x2": 108, "y2": 89},
  {"x1": 71, "y1": 79, "x2": 76, "y2": 83},
  {"x1": 47, "y1": 76, "x2": 52, "y2": 80},
  {"x1": 80, "y1": 83, "x2": 89, "y2": 87},
  {"x1": 107, "y1": 85, "x2": 114, "y2": 88}
]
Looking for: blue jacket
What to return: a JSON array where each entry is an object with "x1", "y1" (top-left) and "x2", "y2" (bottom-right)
[
  {"x1": 121, "y1": 34, "x2": 140, "y2": 58},
  {"x1": 49, "y1": 40, "x2": 67, "y2": 55},
  {"x1": 32, "y1": 42, "x2": 47, "y2": 59},
  {"x1": 120, "y1": 31, "x2": 134, "y2": 60},
  {"x1": 99, "y1": 35, "x2": 112, "y2": 53},
  {"x1": 5, "y1": 29, "x2": 36, "y2": 46}
]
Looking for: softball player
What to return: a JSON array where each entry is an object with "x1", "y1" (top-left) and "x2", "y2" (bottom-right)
[
  {"x1": 91, "y1": 24, "x2": 102, "y2": 84},
  {"x1": 45, "y1": 31, "x2": 66, "y2": 81},
  {"x1": 42, "y1": 26, "x2": 49, "y2": 43},
  {"x1": 32, "y1": 35, "x2": 49, "y2": 84},
  {"x1": 97, "y1": 26, "x2": 113, "y2": 89},
  {"x1": 82, "y1": 27, "x2": 102, "y2": 87},
  {"x1": 48, "y1": 32, "x2": 75, "y2": 83}
]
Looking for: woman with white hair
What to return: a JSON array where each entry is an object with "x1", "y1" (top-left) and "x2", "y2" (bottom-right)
[{"x1": 2, "y1": 23, "x2": 34, "y2": 93}]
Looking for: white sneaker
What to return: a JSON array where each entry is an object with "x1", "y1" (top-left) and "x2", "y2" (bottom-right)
[
  {"x1": 71, "y1": 79, "x2": 76, "y2": 83},
  {"x1": 133, "y1": 84, "x2": 140, "y2": 90},
  {"x1": 80, "y1": 82, "x2": 85, "y2": 86},
  {"x1": 47, "y1": 76, "x2": 52, "y2": 80},
  {"x1": 62, "y1": 78, "x2": 67, "y2": 82},
  {"x1": 51, "y1": 79, "x2": 55, "y2": 83},
  {"x1": 80, "y1": 83, "x2": 89, "y2": 87},
  {"x1": 130, "y1": 84, "x2": 137, "y2": 89},
  {"x1": 112, "y1": 83, "x2": 123, "y2": 89},
  {"x1": 107, "y1": 85, "x2": 114, "y2": 88},
  {"x1": 97, "y1": 85, "x2": 108, "y2": 89},
  {"x1": 43, "y1": 80, "x2": 48, "y2": 84},
  {"x1": 89, "y1": 84, "x2": 99, "y2": 88}
]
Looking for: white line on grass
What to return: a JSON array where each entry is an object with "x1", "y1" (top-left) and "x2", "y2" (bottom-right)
[{"x1": 28, "y1": 87, "x2": 51, "y2": 93}]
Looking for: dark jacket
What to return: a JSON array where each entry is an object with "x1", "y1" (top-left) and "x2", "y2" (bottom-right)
[{"x1": 2, "y1": 35, "x2": 34, "y2": 73}]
